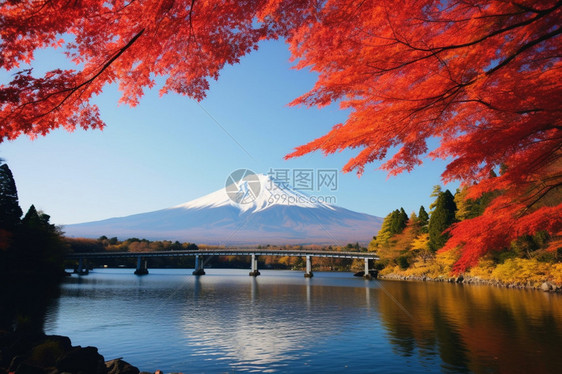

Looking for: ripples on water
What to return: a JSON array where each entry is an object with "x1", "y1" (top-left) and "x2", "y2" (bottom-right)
[{"x1": 44, "y1": 269, "x2": 562, "y2": 373}]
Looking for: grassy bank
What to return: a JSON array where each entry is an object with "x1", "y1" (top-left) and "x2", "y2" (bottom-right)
[{"x1": 378, "y1": 251, "x2": 562, "y2": 291}]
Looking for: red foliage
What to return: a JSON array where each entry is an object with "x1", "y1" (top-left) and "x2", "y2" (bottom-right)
[
  {"x1": 284, "y1": 0, "x2": 561, "y2": 271},
  {"x1": 1, "y1": 1, "x2": 560, "y2": 271},
  {"x1": 442, "y1": 197, "x2": 562, "y2": 273},
  {"x1": 0, "y1": 0, "x2": 314, "y2": 140}
]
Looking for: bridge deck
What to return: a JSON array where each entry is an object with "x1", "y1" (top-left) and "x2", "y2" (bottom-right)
[{"x1": 66, "y1": 249, "x2": 379, "y2": 260}]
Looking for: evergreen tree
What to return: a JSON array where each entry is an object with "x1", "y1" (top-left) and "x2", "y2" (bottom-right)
[
  {"x1": 400, "y1": 207, "x2": 409, "y2": 226},
  {"x1": 387, "y1": 208, "x2": 408, "y2": 235},
  {"x1": 428, "y1": 185, "x2": 442, "y2": 214},
  {"x1": 428, "y1": 190, "x2": 457, "y2": 252},
  {"x1": 418, "y1": 206, "x2": 429, "y2": 233},
  {"x1": 22, "y1": 204, "x2": 42, "y2": 226},
  {"x1": 0, "y1": 162, "x2": 23, "y2": 231},
  {"x1": 15, "y1": 205, "x2": 67, "y2": 277}
]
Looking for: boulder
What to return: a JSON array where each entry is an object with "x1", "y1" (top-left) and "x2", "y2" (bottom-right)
[
  {"x1": 105, "y1": 358, "x2": 140, "y2": 374},
  {"x1": 12, "y1": 362, "x2": 47, "y2": 374},
  {"x1": 540, "y1": 282, "x2": 553, "y2": 292},
  {"x1": 29, "y1": 335, "x2": 72, "y2": 368},
  {"x1": 56, "y1": 346, "x2": 107, "y2": 374}
]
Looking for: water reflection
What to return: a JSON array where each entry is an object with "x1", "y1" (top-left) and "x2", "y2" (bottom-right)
[
  {"x1": 180, "y1": 273, "x2": 360, "y2": 371},
  {"x1": 0, "y1": 276, "x2": 60, "y2": 333},
  {"x1": 43, "y1": 269, "x2": 562, "y2": 373},
  {"x1": 376, "y1": 281, "x2": 562, "y2": 373}
]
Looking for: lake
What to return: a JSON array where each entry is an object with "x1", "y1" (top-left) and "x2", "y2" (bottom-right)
[{"x1": 44, "y1": 269, "x2": 562, "y2": 373}]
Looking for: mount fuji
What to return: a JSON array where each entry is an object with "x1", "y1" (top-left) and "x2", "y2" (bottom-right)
[{"x1": 64, "y1": 174, "x2": 382, "y2": 245}]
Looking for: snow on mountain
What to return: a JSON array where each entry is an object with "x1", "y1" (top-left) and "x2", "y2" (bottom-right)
[
  {"x1": 64, "y1": 173, "x2": 382, "y2": 245},
  {"x1": 175, "y1": 174, "x2": 335, "y2": 212}
]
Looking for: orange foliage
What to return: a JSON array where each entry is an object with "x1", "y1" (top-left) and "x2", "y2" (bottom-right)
[
  {"x1": 0, "y1": 0, "x2": 313, "y2": 140},
  {"x1": 1, "y1": 1, "x2": 560, "y2": 270},
  {"x1": 284, "y1": 0, "x2": 561, "y2": 270},
  {"x1": 442, "y1": 195, "x2": 562, "y2": 273}
]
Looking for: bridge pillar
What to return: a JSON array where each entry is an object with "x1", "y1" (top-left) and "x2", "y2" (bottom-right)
[
  {"x1": 134, "y1": 256, "x2": 149, "y2": 275},
  {"x1": 364, "y1": 258, "x2": 372, "y2": 280},
  {"x1": 74, "y1": 258, "x2": 89, "y2": 275},
  {"x1": 304, "y1": 255, "x2": 313, "y2": 278},
  {"x1": 249, "y1": 254, "x2": 260, "y2": 276},
  {"x1": 193, "y1": 255, "x2": 205, "y2": 275}
]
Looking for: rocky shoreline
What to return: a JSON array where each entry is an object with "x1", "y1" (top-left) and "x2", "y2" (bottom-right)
[
  {"x1": 378, "y1": 273, "x2": 561, "y2": 292},
  {"x1": 0, "y1": 331, "x2": 160, "y2": 374}
]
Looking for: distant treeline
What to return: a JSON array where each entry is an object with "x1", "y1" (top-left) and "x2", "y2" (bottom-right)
[
  {"x1": 67, "y1": 236, "x2": 199, "y2": 253},
  {"x1": 66, "y1": 236, "x2": 369, "y2": 272}
]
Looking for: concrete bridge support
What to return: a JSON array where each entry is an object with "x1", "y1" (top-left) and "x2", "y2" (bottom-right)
[
  {"x1": 193, "y1": 255, "x2": 206, "y2": 275},
  {"x1": 134, "y1": 256, "x2": 149, "y2": 275},
  {"x1": 364, "y1": 258, "x2": 372, "y2": 280},
  {"x1": 74, "y1": 258, "x2": 89, "y2": 275},
  {"x1": 249, "y1": 254, "x2": 260, "y2": 276},
  {"x1": 304, "y1": 255, "x2": 313, "y2": 278}
]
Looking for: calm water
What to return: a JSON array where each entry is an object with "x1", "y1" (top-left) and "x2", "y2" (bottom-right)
[{"x1": 44, "y1": 269, "x2": 562, "y2": 373}]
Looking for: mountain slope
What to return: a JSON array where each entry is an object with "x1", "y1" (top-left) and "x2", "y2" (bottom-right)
[{"x1": 64, "y1": 174, "x2": 382, "y2": 245}]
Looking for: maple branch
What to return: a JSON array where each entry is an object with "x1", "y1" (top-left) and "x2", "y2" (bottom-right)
[
  {"x1": 189, "y1": 0, "x2": 197, "y2": 42},
  {"x1": 415, "y1": 10, "x2": 527, "y2": 23},
  {"x1": 456, "y1": 99, "x2": 548, "y2": 115},
  {"x1": 374, "y1": 2, "x2": 561, "y2": 76},
  {"x1": 521, "y1": 181, "x2": 562, "y2": 212},
  {"x1": 511, "y1": 1, "x2": 556, "y2": 14},
  {"x1": 51, "y1": 28, "x2": 146, "y2": 111},
  {"x1": 486, "y1": 27, "x2": 562, "y2": 76},
  {"x1": 11, "y1": 28, "x2": 146, "y2": 123},
  {"x1": 430, "y1": 2, "x2": 560, "y2": 52}
]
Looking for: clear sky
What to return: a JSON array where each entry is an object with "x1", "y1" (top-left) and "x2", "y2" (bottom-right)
[{"x1": 0, "y1": 39, "x2": 458, "y2": 226}]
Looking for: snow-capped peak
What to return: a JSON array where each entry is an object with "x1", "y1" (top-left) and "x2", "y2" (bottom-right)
[{"x1": 174, "y1": 173, "x2": 335, "y2": 213}]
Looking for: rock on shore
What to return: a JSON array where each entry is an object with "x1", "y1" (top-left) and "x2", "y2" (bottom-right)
[
  {"x1": 0, "y1": 331, "x2": 152, "y2": 374},
  {"x1": 379, "y1": 273, "x2": 561, "y2": 292}
]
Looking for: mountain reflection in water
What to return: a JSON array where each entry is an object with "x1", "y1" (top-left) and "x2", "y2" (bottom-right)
[{"x1": 43, "y1": 269, "x2": 562, "y2": 373}]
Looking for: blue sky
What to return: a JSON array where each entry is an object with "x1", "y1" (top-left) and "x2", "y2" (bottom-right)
[{"x1": 0, "y1": 40, "x2": 457, "y2": 225}]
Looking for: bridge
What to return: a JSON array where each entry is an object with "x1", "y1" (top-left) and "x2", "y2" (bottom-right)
[{"x1": 66, "y1": 249, "x2": 380, "y2": 279}]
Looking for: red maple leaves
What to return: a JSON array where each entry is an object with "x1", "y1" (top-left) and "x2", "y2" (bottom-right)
[{"x1": 1, "y1": 0, "x2": 560, "y2": 272}]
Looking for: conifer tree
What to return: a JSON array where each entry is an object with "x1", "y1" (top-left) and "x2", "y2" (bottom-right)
[
  {"x1": 429, "y1": 186, "x2": 442, "y2": 214},
  {"x1": 17, "y1": 205, "x2": 66, "y2": 277},
  {"x1": 389, "y1": 208, "x2": 408, "y2": 235},
  {"x1": 428, "y1": 190, "x2": 457, "y2": 252},
  {"x1": 0, "y1": 162, "x2": 22, "y2": 231},
  {"x1": 418, "y1": 206, "x2": 429, "y2": 233}
]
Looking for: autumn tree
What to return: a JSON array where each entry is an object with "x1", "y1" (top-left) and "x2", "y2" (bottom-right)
[
  {"x1": 1, "y1": 0, "x2": 560, "y2": 271},
  {"x1": 371, "y1": 212, "x2": 396, "y2": 249},
  {"x1": 284, "y1": 0, "x2": 562, "y2": 271},
  {"x1": 455, "y1": 171, "x2": 499, "y2": 221}
]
